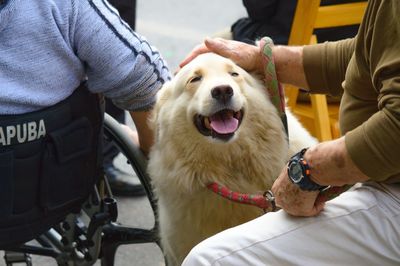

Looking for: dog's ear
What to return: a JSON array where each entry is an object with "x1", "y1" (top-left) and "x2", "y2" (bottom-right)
[
  {"x1": 243, "y1": 71, "x2": 265, "y2": 92},
  {"x1": 148, "y1": 81, "x2": 173, "y2": 131}
]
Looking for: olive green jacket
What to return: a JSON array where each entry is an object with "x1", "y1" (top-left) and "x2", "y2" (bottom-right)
[{"x1": 303, "y1": 0, "x2": 400, "y2": 183}]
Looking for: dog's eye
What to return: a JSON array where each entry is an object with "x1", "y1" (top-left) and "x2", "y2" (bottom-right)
[
  {"x1": 230, "y1": 72, "x2": 239, "y2": 77},
  {"x1": 188, "y1": 76, "x2": 202, "y2": 83}
]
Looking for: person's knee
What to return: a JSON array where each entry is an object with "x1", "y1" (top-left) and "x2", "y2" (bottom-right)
[{"x1": 182, "y1": 242, "x2": 214, "y2": 266}]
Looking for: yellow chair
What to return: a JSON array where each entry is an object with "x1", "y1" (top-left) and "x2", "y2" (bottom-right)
[{"x1": 285, "y1": 0, "x2": 367, "y2": 141}]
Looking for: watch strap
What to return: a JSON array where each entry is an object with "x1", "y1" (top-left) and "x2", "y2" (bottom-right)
[{"x1": 288, "y1": 148, "x2": 326, "y2": 191}]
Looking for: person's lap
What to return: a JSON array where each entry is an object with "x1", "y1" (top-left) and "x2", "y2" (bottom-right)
[{"x1": 183, "y1": 182, "x2": 400, "y2": 265}]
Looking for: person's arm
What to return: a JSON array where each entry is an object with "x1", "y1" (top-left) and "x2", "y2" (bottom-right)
[
  {"x1": 73, "y1": 0, "x2": 170, "y2": 110},
  {"x1": 305, "y1": 137, "x2": 369, "y2": 186},
  {"x1": 180, "y1": 37, "x2": 345, "y2": 91},
  {"x1": 180, "y1": 37, "x2": 309, "y2": 88},
  {"x1": 180, "y1": 37, "x2": 355, "y2": 95},
  {"x1": 303, "y1": 38, "x2": 356, "y2": 95},
  {"x1": 129, "y1": 110, "x2": 153, "y2": 156},
  {"x1": 72, "y1": 0, "x2": 170, "y2": 154},
  {"x1": 344, "y1": 66, "x2": 400, "y2": 182},
  {"x1": 275, "y1": 38, "x2": 356, "y2": 94},
  {"x1": 272, "y1": 45, "x2": 308, "y2": 88}
]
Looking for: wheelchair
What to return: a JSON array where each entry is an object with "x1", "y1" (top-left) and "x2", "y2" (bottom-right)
[{"x1": 1, "y1": 113, "x2": 165, "y2": 266}]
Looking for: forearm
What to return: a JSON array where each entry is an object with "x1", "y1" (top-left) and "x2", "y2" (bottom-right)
[
  {"x1": 129, "y1": 110, "x2": 154, "y2": 156},
  {"x1": 272, "y1": 45, "x2": 309, "y2": 89},
  {"x1": 304, "y1": 136, "x2": 369, "y2": 186}
]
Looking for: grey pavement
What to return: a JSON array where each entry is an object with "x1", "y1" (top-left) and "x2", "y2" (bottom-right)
[
  {"x1": 0, "y1": 1, "x2": 245, "y2": 266},
  {"x1": 136, "y1": 0, "x2": 246, "y2": 71}
]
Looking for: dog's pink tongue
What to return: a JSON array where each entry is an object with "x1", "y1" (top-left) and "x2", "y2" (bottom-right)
[{"x1": 209, "y1": 112, "x2": 239, "y2": 134}]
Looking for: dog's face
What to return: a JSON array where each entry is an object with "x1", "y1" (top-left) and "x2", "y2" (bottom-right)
[
  {"x1": 182, "y1": 54, "x2": 246, "y2": 141},
  {"x1": 151, "y1": 53, "x2": 276, "y2": 147}
]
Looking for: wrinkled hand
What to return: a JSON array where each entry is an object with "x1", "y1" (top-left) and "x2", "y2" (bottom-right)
[
  {"x1": 271, "y1": 166, "x2": 325, "y2": 217},
  {"x1": 179, "y1": 37, "x2": 264, "y2": 74}
]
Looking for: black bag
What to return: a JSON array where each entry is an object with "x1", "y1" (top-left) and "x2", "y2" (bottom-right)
[{"x1": 0, "y1": 85, "x2": 104, "y2": 248}]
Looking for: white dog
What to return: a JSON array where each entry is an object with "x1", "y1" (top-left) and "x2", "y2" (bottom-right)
[{"x1": 148, "y1": 53, "x2": 317, "y2": 265}]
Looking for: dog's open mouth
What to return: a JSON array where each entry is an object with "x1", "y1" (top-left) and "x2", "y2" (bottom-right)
[{"x1": 194, "y1": 109, "x2": 244, "y2": 141}]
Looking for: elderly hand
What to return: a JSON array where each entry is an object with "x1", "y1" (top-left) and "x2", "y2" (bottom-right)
[
  {"x1": 271, "y1": 166, "x2": 325, "y2": 217},
  {"x1": 271, "y1": 137, "x2": 371, "y2": 217},
  {"x1": 179, "y1": 37, "x2": 264, "y2": 74}
]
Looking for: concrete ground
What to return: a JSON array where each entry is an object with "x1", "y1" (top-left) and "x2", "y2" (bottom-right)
[{"x1": 0, "y1": 1, "x2": 245, "y2": 266}]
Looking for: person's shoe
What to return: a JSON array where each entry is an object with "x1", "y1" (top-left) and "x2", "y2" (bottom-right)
[{"x1": 104, "y1": 164, "x2": 146, "y2": 197}]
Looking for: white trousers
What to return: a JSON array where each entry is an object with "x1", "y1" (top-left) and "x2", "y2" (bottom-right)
[{"x1": 182, "y1": 182, "x2": 400, "y2": 266}]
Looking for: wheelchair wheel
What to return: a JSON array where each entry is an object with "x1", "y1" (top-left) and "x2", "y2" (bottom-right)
[{"x1": 101, "y1": 113, "x2": 165, "y2": 266}]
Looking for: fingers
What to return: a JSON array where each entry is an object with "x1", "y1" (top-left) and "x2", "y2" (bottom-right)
[
  {"x1": 272, "y1": 169, "x2": 324, "y2": 217},
  {"x1": 282, "y1": 196, "x2": 325, "y2": 217},
  {"x1": 179, "y1": 37, "x2": 236, "y2": 68},
  {"x1": 179, "y1": 43, "x2": 210, "y2": 68},
  {"x1": 204, "y1": 37, "x2": 231, "y2": 56},
  {"x1": 180, "y1": 37, "x2": 262, "y2": 74}
]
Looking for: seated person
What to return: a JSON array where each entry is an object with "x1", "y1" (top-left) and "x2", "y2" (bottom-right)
[
  {"x1": 0, "y1": 0, "x2": 170, "y2": 248},
  {"x1": 180, "y1": 0, "x2": 400, "y2": 263},
  {"x1": 230, "y1": 0, "x2": 363, "y2": 45}
]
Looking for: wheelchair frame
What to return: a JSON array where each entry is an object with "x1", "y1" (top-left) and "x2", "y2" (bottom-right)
[{"x1": 2, "y1": 113, "x2": 164, "y2": 266}]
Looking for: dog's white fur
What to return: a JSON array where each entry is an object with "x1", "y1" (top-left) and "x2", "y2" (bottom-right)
[{"x1": 148, "y1": 53, "x2": 317, "y2": 265}]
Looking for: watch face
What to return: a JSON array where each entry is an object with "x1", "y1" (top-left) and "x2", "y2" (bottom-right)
[{"x1": 289, "y1": 161, "x2": 303, "y2": 183}]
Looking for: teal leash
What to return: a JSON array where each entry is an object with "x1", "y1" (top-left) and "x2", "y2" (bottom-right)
[
  {"x1": 259, "y1": 37, "x2": 351, "y2": 202},
  {"x1": 259, "y1": 37, "x2": 288, "y2": 137}
]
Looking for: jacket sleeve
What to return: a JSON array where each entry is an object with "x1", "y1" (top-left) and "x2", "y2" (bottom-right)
[
  {"x1": 303, "y1": 38, "x2": 355, "y2": 96},
  {"x1": 73, "y1": 0, "x2": 171, "y2": 111},
  {"x1": 343, "y1": 0, "x2": 400, "y2": 182}
]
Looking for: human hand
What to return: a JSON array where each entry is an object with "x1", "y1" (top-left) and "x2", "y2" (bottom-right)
[
  {"x1": 120, "y1": 124, "x2": 139, "y2": 146},
  {"x1": 179, "y1": 37, "x2": 264, "y2": 74},
  {"x1": 271, "y1": 166, "x2": 325, "y2": 217},
  {"x1": 129, "y1": 110, "x2": 154, "y2": 157}
]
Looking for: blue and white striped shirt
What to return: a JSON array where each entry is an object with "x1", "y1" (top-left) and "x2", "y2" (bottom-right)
[{"x1": 0, "y1": 0, "x2": 171, "y2": 114}]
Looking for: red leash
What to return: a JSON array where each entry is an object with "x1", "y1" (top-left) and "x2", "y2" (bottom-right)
[
  {"x1": 207, "y1": 183, "x2": 276, "y2": 213},
  {"x1": 207, "y1": 182, "x2": 351, "y2": 213}
]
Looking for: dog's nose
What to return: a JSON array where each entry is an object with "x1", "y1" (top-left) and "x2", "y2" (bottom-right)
[{"x1": 211, "y1": 85, "x2": 233, "y2": 103}]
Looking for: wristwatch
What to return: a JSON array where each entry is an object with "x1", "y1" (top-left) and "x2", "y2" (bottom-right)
[{"x1": 287, "y1": 148, "x2": 327, "y2": 191}]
